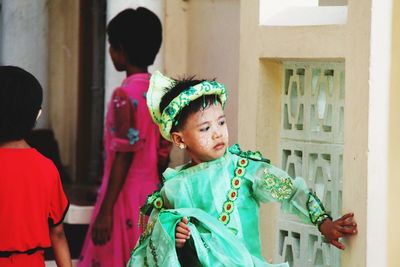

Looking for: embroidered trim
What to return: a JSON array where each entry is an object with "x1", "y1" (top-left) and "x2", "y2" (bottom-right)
[
  {"x1": 231, "y1": 177, "x2": 241, "y2": 189},
  {"x1": 138, "y1": 190, "x2": 164, "y2": 232},
  {"x1": 159, "y1": 81, "x2": 227, "y2": 141},
  {"x1": 307, "y1": 192, "x2": 332, "y2": 228},
  {"x1": 137, "y1": 219, "x2": 156, "y2": 247},
  {"x1": 140, "y1": 191, "x2": 164, "y2": 216},
  {"x1": 218, "y1": 157, "x2": 248, "y2": 225},
  {"x1": 262, "y1": 168, "x2": 294, "y2": 201},
  {"x1": 229, "y1": 144, "x2": 270, "y2": 163},
  {"x1": 149, "y1": 238, "x2": 159, "y2": 267},
  {"x1": 153, "y1": 197, "x2": 163, "y2": 209}
]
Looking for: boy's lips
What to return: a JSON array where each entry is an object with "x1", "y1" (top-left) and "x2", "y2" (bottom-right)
[{"x1": 213, "y1": 142, "x2": 225, "y2": 150}]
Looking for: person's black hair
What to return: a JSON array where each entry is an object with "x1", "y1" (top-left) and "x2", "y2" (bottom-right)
[
  {"x1": 0, "y1": 66, "x2": 43, "y2": 143},
  {"x1": 107, "y1": 7, "x2": 162, "y2": 68},
  {"x1": 159, "y1": 77, "x2": 220, "y2": 132}
]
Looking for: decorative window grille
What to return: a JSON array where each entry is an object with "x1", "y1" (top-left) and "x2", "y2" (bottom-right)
[{"x1": 275, "y1": 62, "x2": 344, "y2": 267}]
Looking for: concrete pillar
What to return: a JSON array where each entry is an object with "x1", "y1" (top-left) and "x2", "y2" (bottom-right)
[
  {"x1": 47, "y1": 0, "x2": 80, "y2": 177},
  {"x1": 364, "y1": 0, "x2": 393, "y2": 265},
  {"x1": 0, "y1": 0, "x2": 48, "y2": 128},
  {"x1": 388, "y1": 0, "x2": 400, "y2": 266},
  {"x1": 104, "y1": 0, "x2": 165, "y2": 109}
]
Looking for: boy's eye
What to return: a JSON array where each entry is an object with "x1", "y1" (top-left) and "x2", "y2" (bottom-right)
[
  {"x1": 200, "y1": 126, "x2": 210, "y2": 132},
  {"x1": 219, "y1": 120, "x2": 226, "y2": 126}
]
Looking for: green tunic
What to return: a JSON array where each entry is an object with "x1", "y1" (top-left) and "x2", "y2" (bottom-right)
[{"x1": 128, "y1": 144, "x2": 328, "y2": 267}]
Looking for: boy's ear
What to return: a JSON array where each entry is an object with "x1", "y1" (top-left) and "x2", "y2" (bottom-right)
[{"x1": 171, "y1": 131, "x2": 184, "y2": 148}]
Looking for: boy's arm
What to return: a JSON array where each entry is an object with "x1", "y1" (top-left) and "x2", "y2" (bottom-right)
[
  {"x1": 252, "y1": 163, "x2": 318, "y2": 222},
  {"x1": 50, "y1": 223, "x2": 72, "y2": 267},
  {"x1": 319, "y1": 213, "x2": 357, "y2": 250},
  {"x1": 252, "y1": 162, "x2": 358, "y2": 249}
]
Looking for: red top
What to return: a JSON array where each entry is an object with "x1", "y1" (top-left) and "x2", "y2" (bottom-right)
[{"x1": 0, "y1": 148, "x2": 69, "y2": 253}]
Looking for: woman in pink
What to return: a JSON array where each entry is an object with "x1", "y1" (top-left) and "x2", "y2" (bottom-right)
[{"x1": 78, "y1": 8, "x2": 171, "y2": 267}]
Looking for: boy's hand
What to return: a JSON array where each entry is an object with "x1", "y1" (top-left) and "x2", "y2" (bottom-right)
[
  {"x1": 319, "y1": 213, "x2": 357, "y2": 250},
  {"x1": 175, "y1": 217, "x2": 190, "y2": 248}
]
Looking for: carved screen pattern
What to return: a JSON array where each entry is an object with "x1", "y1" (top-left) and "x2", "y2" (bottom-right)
[{"x1": 275, "y1": 62, "x2": 344, "y2": 267}]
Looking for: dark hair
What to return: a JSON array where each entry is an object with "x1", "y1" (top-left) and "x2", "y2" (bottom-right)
[
  {"x1": 107, "y1": 7, "x2": 162, "y2": 68},
  {"x1": 0, "y1": 66, "x2": 43, "y2": 143},
  {"x1": 159, "y1": 78, "x2": 220, "y2": 131}
]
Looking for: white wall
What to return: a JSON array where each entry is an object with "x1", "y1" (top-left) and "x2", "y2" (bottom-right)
[
  {"x1": 259, "y1": 0, "x2": 347, "y2": 26},
  {"x1": 367, "y1": 0, "x2": 393, "y2": 265},
  {"x1": 0, "y1": 0, "x2": 48, "y2": 128},
  {"x1": 105, "y1": 0, "x2": 164, "y2": 110}
]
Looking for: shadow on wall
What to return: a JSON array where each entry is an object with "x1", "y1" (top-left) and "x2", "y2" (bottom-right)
[{"x1": 26, "y1": 129, "x2": 71, "y2": 184}]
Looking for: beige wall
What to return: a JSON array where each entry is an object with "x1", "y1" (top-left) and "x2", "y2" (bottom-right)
[
  {"x1": 184, "y1": 0, "x2": 240, "y2": 149},
  {"x1": 319, "y1": 0, "x2": 348, "y2": 5},
  {"x1": 164, "y1": 0, "x2": 240, "y2": 166},
  {"x1": 47, "y1": 0, "x2": 80, "y2": 177},
  {"x1": 239, "y1": 1, "x2": 374, "y2": 265},
  {"x1": 164, "y1": 0, "x2": 189, "y2": 166},
  {"x1": 388, "y1": 0, "x2": 400, "y2": 265}
]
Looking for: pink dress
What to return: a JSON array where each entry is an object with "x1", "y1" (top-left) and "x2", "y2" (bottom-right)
[{"x1": 78, "y1": 73, "x2": 171, "y2": 267}]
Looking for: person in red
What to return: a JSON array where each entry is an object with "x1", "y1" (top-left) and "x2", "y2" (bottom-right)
[{"x1": 0, "y1": 66, "x2": 72, "y2": 267}]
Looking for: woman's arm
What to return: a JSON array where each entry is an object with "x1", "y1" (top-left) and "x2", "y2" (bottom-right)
[
  {"x1": 92, "y1": 151, "x2": 133, "y2": 245},
  {"x1": 50, "y1": 223, "x2": 72, "y2": 267}
]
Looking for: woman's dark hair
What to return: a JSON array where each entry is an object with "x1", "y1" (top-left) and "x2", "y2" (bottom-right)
[
  {"x1": 159, "y1": 78, "x2": 220, "y2": 132},
  {"x1": 107, "y1": 7, "x2": 162, "y2": 68},
  {"x1": 0, "y1": 66, "x2": 43, "y2": 143}
]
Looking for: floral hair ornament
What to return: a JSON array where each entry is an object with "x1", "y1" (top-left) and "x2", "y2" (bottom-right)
[{"x1": 147, "y1": 71, "x2": 228, "y2": 141}]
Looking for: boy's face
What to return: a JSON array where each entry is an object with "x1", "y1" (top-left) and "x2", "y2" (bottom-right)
[{"x1": 174, "y1": 102, "x2": 229, "y2": 165}]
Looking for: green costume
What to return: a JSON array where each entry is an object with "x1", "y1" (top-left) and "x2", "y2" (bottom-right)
[
  {"x1": 130, "y1": 71, "x2": 330, "y2": 266},
  {"x1": 128, "y1": 144, "x2": 329, "y2": 267}
]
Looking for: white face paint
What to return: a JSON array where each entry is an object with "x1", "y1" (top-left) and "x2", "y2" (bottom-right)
[{"x1": 178, "y1": 103, "x2": 229, "y2": 165}]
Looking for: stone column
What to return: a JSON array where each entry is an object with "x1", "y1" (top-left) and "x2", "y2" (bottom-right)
[
  {"x1": 0, "y1": 0, "x2": 48, "y2": 128},
  {"x1": 104, "y1": 0, "x2": 165, "y2": 109}
]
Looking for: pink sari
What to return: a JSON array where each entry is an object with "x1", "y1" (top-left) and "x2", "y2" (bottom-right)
[{"x1": 78, "y1": 73, "x2": 171, "y2": 267}]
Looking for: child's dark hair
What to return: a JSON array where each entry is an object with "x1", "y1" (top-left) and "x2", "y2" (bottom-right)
[
  {"x1": 107, "y1": 7, "x2": 162, "y2": 68},
  {"x1": 159, "y1": 78, "x2": 220, "y2": 132},
  {"x1": 0, "y1": 66, "x2": 43, "y2": 143}
]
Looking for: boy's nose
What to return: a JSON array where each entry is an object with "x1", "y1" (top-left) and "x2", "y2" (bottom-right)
[{"x1": 212, "y1": 131, "x2": 222, "y2": 140}]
